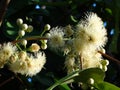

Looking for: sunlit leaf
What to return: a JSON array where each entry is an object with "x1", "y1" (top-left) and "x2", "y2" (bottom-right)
[
  {"x1": 58, "y1": 84, "x2": 71, "y2": 90},
  {"x1": 6, "y1": 22, "x2": 14, "y2": 28},
  {"x1": 97, "y1": 81, "x2": 120, "y2": 90},
  {"x1": 47, "y1": 68, "x2": 105, "y2": 90},
  {"x1": 70, "y1": 15, "x2": 78, "y2": 23},
  {"x1": 74, "y1": 68, "x2": 105, "y2": 83}
]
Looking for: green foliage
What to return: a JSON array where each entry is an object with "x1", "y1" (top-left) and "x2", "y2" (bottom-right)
[
  {"x1": 47, "y1": 68, "x2": 120, "y2": 90},
  {"x1": 47, "y1": 68, "x2": 105, "y2": 90},
  {"x1": 97, "y1": 82, "x2": 120, "y2": 90}
]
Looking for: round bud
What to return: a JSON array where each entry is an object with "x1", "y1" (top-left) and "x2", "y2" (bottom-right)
[
  {"x1": 21, "y1": 23, "x2": 28, "y2": 30},
  {"x1": 98, "y1": 64, "x2": 103, "y2": 69},
  {"x1": 41, "y1": 43, "x2": 47, "y2": 50},
  {"x1": 21, "y1": 39, "x2": 27, "y2": 47},
  {"x1": 18, "y1": 30, "x2": 25, "y2": 37},
  {"x1": 102, "y1": 66, "x2": 107, "y2": 71},
  {"x1": 29, "y1": 43, "x2": 40, "y2": 52},
  {"x1": 16, "y1": 18, "x2": 23, "y2": 25},
  {"x1": 90, "y1": 86, "x2": 94, "y2": 90},
  {"x1": 44, "y1": 33, "x2": 51, "y2": 38},
  {"x1": 43, "y1": 40, "x2": 47, "y2": 43},
  {"x1": 26, "y1": 25, "x2": 33, "y2": 32},
  {"x1": 101, "y1": 60, "x2": 109, "y2": 66},
  {"x1": 44, "y1": 24, "x2": 51, "y2": 31},
  {"x1": 88, "y1": 78, "x2": 94, "y2": 85},
  {"x1": 18, "y1": 51, "x2": 27, "y2": 60}
]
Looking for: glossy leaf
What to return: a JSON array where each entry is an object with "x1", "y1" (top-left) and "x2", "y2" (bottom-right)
[
  {"x1": 47, "y1": 68, "x2": 105, "y2": 90},
  {"x1": 74, "y1": 68, "x2": 105, "y2": 83},
  {"x1": 97, "y1": 81, "x2": 120, "y2": 90}
]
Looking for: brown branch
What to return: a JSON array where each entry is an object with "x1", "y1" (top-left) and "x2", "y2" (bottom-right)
[
  {"x1": 0, "y1": 76, "x2": 14, "y2": 87},
  {"x1": 0, "y1": 0, "x2": 11, "y2": 26},
  {"x1": 12, "y1": 37, "x2": 48, "y2": 44},
  {"x1": 14, "y1": 74, "x2": 27, "y2": 88},
  {"x1": 98, "y1": 51, "x2": 120, "y2": 64},
  {"x1": 79, "y1": 55, "x2": 83, "y2": 70}
]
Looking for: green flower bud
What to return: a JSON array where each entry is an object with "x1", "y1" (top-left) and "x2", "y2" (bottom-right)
[
  {"x1": 41, "y1": 43, "x2": 47, "y2": 50},
  {"x1": 102, "y1": 66, "x2": 107, "y2": 71},
  {"x1": 42, "y1": 40, "x2": 47, "y2": 44},
  {"x1": 101, "y1": 60, "x2": 109, "y2": 66},
  {"x1": 98, "y1": 64, "x2": 103, "y2": 69}
]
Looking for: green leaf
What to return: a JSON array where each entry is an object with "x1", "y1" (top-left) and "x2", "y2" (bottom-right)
[
  {"x1": 74, "y1": 68, "x2": 105, "y2": 83},
  {"x1": 58, "y1": 84, "x2": 71, "y2": 90},
  {"x1": 47, "y1": 68, "x2": 105, "y2": 90},
  {"x1": 70, "y1": 15, "x2": 78, "y2": 23},
  {"x1": 97, "y1": 81, "x2": 120, "y2": 90},
  {"x1": 6, "y1": 30, "x2": 17, "y2": 35},
  {"x1": 105, "y1": 8, "x2": 112, "y2": 15},
  {"x1": 46, "y1": 70, "x2": 79, "y2": 90},
  {"x1": 6, "y1": 22, "x2": 14, "y2": 28}
]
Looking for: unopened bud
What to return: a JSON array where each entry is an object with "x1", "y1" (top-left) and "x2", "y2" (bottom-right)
[
  {"x1": 29, "y1": 43, "x2": 40, "y2": 52},
  {"x1": 41, "y1": 43, "x2": 47, "y2": 50},
  {"x1": 44, "y1": 33, "x2": 51, "y2": 38},
  {"x1": 16, "y1": 18, "x2": 23, "y2": 25},
  {"x1": 21, "y1": 23, "x2": 28, "y2": 30},
  {"x1": 41, "y1": 40, "x2": 47, "y2": 44},
  {"x1": 98, "y1": 64, "x2": 103, "y2": 69},
  {"x1": 19, "y1": 51, "x2": 27, "y2": 60},
  {"x1": 26, "y1": 25, "x2": 33, "y2": 32},
  {"x1": 102, "y1": 66, "x2": 107, "y2": 71},
  {"x1": 88, "y1": 78, "x2": 94, "y2": 85},
  {"x1": 101, "y1": 60, "x2": 109, "y2": 66},
  {"x1": 18, "y1": 30, "x2": 25, "y2": 37},
  {"x1": 21, "y1": 39, "x2": 27, "y2": 47},
  {"x1": 44, "y1": 24, "x2": 51, "y2": 31}
]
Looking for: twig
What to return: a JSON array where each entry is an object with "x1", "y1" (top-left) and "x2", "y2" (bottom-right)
[
  {"x1": 0, "y1": 0, "x2": 11, "y2": 26},
  {"x1": 0, "y1": 76, "x2": 14, "y2": 87},
  {"x1": 12, "y1": 37, "x2": 48, "y2": 44},
  {"x1": 98, "y1": 51, "x2": 120, "y2": 64},
  {"x1": 14, "y1": 74, "x2": 27, "y2": 89},
  {"x1": 79, "y1": 55, "x2": 83, "y2": 70}
]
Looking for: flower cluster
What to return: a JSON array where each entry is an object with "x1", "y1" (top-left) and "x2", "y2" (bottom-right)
[
  {"x1": 46, "y1": 12, "x2": 109, "y2": 74},
  {"x1": 0, "y1": 42, "x2": 46, "y2": 77},
  {"x1": 0, "y1": 12, "x2": 109, "y2": 76},
  {"x1": 9, "y1": 51, "x2": 46, "y2": 76},
  {"x1": 0, "y1": 18, "x2": 49, "y2": 77}
]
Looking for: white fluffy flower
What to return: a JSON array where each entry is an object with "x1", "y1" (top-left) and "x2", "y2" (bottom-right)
[
  {"x1": 0, "y1": 42, "x2": 17, "y2": 68},
  {"x1": 73, "y1": 12, "x2": 107, "y2": 54},
  {"x1": 64, "y1": 25, "x2": 73, "y2": 37},
  {"x1": 65, "y1": 53, "x2": 76, "y2": 73},
  {"x1": 9, "y1": 52, "x2": 46, "y2": 76},
  {"x1": 48, "y1": 27, "x2": 65, "y2": 50}
]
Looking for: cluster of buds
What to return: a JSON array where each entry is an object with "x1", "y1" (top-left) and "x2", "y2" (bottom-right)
[
  {"x1": 16, "y1": 18, "x2": 51, "y2": 52},
  {"x1": 17, "y1": 18, "x2": 33, "y2": 37}
]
